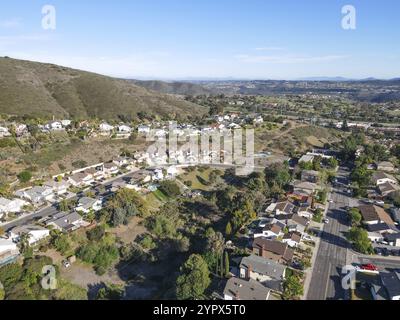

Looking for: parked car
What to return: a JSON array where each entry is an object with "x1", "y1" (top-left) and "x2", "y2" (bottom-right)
[
  {"x1": 62, "y1": 260, "x2": 71, "y2": 268},
  {"x1": 361, "y1": 264, "x2": 378, "y2": 271},
  {"x1": 323, "y1": 218, "x2": 329, "y2": 224}
]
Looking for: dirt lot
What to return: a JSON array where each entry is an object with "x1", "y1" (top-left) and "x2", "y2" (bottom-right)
[{"x1": 109, "y1": 216, "x2": 147, "y2": 244}]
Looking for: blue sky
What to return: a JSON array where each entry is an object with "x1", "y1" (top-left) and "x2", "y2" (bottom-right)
[{"x1": 0, "y1": 0, "x2": 399, "y2": 79}]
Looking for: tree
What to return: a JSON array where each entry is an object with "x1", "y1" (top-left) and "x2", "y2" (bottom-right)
[
  {"x1": 225, "y1": 221, "x2": 232, "y2": 237},
  {"x1": 348, "y1": 208, "x2": 362, "y2": 226},
  {"x1": 158, "y1": 180, "x2": 181, "y2": 198},
  {"x1": 86, "y1": 225, "x2": 105, "y2": 242},
  {"x1": 17, "y1": 170, "x2": 32, "y2": 183},
  {"x1": 96, "y1": 283, "x2": 124, "y2": 300},
  {"x1": 265, "y1": 163, "x2": 291, "y2": 189},
  {"x1": 283, "y1": 275, "x2": 304, "y2": 300},
  {"x1": 347, "y1": 227, "x2": 374, "y2": 254},
  {"x1": 176, "y1": 254, "x2": 211, "y2": 300},
  {"x1": 0, "y1": 286, "x2": 4, "y2": 300},
  {"x1": 53, "y1": 234, "x2": 71, "y2": 255},
  {"x1": 224, "y1": 251, "x2": 230, "y2": 278}
]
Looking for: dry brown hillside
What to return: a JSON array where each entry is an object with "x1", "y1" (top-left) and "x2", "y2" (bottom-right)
[{"x1": 0, "y1": 57, "x2": 206, "y2": 120}]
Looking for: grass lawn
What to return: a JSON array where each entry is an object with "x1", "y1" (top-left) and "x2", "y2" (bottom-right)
[{"x1": 178, "y1": 167, "x2": 214, "y2": 191}]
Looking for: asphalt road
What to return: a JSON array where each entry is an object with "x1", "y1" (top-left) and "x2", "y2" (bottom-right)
[{"x1": 307, "y1": 167, "x2": 356, "y2": 300}]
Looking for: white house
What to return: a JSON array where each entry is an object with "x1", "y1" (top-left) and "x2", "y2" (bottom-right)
[
  {"x1": 75, "y1": 197, "x2": 102, "y2": 214},
  {"x1": 0, "y1": 238, "x2": 19, "y2": 266},
  {"x1": 45, "y1": 121, "x2": 63, "y2": 131},
  {"x1": 0, "y1": 197, "x2": 28, "y2": 215},
  {"x1": 152, "y1": 168, "x2": 164, "y2": 181},
  {"x1": 61, "y1": 120, "x2": 72, "y2": 127},
  {"x1": 118, "y1": 125, "x2": 132, "y2": 133},
  {"x1": 138, "y1": 124, "x2": 151, "y2": 134},
  {"x1": 44, "y1": 179, "x2": 71, "y2": 195},
  {"x1": 0, "y1": 126, "x2": 11, "y2": 137},
  {"x1": 9, "y1": 225, "x2": 50, "y2": 246},
  {"x1": 166, "y1": 166, "x2": 178, "y2": 178},
  {"x1": 15, "y1": 186, "x2": 54, "y2": 204},
  {"x1": 99, "y1": 122, "x2": 114, "y2": 133},
  {"x1": 68, "y1": 171, "x2": 94, "y2": 187},
  {"x1": 372, "y1": 172, "x2": 397, "y2": 186},
  {"x1": 104, "y1": 162, "x2": 119, "y2": 176}
]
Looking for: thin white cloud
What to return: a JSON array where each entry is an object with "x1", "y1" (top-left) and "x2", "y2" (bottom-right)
[
  {"x1": 0, "y1": 18, "x2": 22, "y2": 29},
  {"x1": 0, "y1": 34, "x2": 52, "y2": 46},
  {"x1": 235, "y1": 54, "x2": 349, "y2": 64},
  {"x1": 254, "y1": 47, "x2": 285, "y2": 51}
]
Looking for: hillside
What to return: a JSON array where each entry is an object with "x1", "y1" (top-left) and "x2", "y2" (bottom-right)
[
  {"x1": 131, "y1": 80, "x2": 213, "y2": 96},
  {"x1": 0, "y1": 57, "x2": 206, "y2": 120}
]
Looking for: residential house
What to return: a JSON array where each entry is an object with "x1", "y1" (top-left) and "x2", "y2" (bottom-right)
[
  {"x1": 378, "y1": 182, "x2": 400, "y2": 198},
  {"x1": 301, "y1": 170, "x2": 320, "y2": 183},
  {"x1": 152, "y1": 168, "x2": 164, "y2": 181},
  {"x1": 252, "y1": 238, "x2": 294, "y2": 264},
  {"x1": 45, "y1": 121, "x2": 63, "y2": 131},
  {"x1": 138, "y1": 124, "x2": 151, "y2": 134},
  {"x1": 359, "y1": 205, "x2": 396, "y2": 226},
  {"x1": 166, "y1": 165, "x2": 178, "y2": 178},
  {"x1": 293, "y1": 181, "x2": 320, "y2": 196},
  {"x1": 44, "y1": 179, "x2": 71, "y2": 195},
  {"x1": 298, "y1": 154, "x2": 314, "y2": 164},
  {"x1": 113, "y1": 157, "x2": 129, "y2": 167},
  {"x1": 130, "y1": 169, "x2": 152, "y2": 184},
  {"x1": 274, "y1": 201, "x2": 295, "y2": 216},
  {"x1": 389, "y1": 207, "x2": 400, "y2": 224},
  {"x1": 103, "y1": 162, "x2": 119, "y2": 176},
  {"x1": 68, "y1": 171, "x2": 94, "y2": 187},
  {"x1": 239, "y1": 254, "x2": 286, "y2": 288},
  {"x1": 46, "y1": 212, "x2": 87, "y2": 232},
  {"x1": 282, "y1": 232, "x2": 302, "y2": 248},
  {"x1": 372, "y1": 172, "x2": 397, "y2": 186},
  {"x1": 371, "y1": 271, "x2": 400, "y2": 300},
  {"x1": 383, "y1": 233, "x2": 400, "y2": 247},
  {"x1": 285, "y1": 214, "x2": 309, "y2": 234},
  {"x1": 0, "y1": 197, "x2": 28, "y2": 216},
  {"x1": 9, "y1": 225, "x2": 50, "y2": 246},
  {"x1": 15, "y1": 186, "x2": 54, "y2": 204},
  {"x1": 0, "y1": 238, "x2": 19, "y2": 266},
  {"x1": 75, "y1": 197, "x2": 102, "y2": 214},
  {"x1": 117, "y1": 125, "x2": 132, "y2": 133},
  {"x1": 61, "y1": 120, "x2": 72, "y2": 127},
  {"x1": 0, "y1": 126, "x2": 11, "y2": 137},
  {"x1": 223, "y1": 277, "x2": 271, "y2": 300},
  {"x1": 99, "y1": 122, "x2": 114, "y2": 133},
  {"x1": 377, "y1": 161, "x2": 396, "y2": 173},
  {"x1": 253, "y1": 223, "x2": 284, "y2": 239}
]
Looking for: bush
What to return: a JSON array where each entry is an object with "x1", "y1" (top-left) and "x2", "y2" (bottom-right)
[
  {"x1": 158, "y1": 180, "x2": 181, "y2": 198},
  {"x1": 86, "y1": 225, "x2": 105, "y2": 242},
  {"x1": 17, "y1": 170, "x2": 32, "y2": 183},
  {"x1": 140, "y1": 234, "x2": 156, "y2": 250}
]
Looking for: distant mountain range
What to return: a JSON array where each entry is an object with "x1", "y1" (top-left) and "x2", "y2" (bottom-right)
[{"x1": 0, "y1": 57, "x2": 206, "y2": 120}]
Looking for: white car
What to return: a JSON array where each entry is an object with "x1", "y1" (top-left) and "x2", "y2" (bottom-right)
[
  {"x1": 62, "y1": 260, "x2": 71, "y2": 268},
  {"x1": 323, "y1": 218, "x2": 329, "y2": 224},
  {"x1": 328, "y1": 200, "x2": 334, "y2": 203}
]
